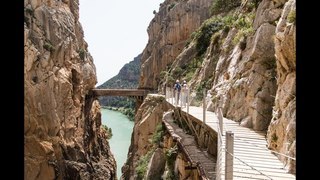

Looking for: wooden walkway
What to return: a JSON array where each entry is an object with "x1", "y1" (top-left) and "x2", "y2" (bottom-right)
[
  {"x1": 167, "y1": 98, "x2": 295, "y2": 179},
  {"x1": 163, "y1": 112, "x2": 216, "y2": 179}
]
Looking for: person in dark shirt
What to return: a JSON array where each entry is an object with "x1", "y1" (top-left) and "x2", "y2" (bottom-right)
[{"x1": 174, "y1": 80, "x2": 181, "y2": 105}]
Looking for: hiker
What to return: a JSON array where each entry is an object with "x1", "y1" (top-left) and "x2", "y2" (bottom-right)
[
  {"x1": 174, "y1": 80, "x2": 181, "y2": 105},
  {"x1": 181, "y1": 80, "x2": 188, "y2": 107}
]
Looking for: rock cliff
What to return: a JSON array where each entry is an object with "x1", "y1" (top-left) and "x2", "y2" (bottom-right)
[
  {"x1": 267, "y1": 0, "x2": 296, "y2": 173},
  {"x1": 121, "y1": 94, "x2": 170, "y2": 179},
  {"x1": 137, "y1": 0, "x2": 295, "y2": 174},
  {"x1": 24, "y1": 0, "x2": 116, "y2": 179},
  {"x1": 122, "y1": 94, "x2": 217, "y2": 179},
  {"x1": 139, "y1": 0, "x2": 213, "y2": 89}
]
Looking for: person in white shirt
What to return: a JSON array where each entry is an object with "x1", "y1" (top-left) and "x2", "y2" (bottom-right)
[{"x1": 181, "y1": 80, "x2": 188, "y2": 107}]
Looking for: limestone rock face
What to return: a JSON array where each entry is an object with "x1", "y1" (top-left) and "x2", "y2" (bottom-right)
[
  {"x1": 152, "y1": 0, "x2": 285, "y2": 131},
  {"x1": 139, "y1": 0, "x2": 212, "y2": 89},
  {"x1": 145, "y1": 148, "x2": 166, "y2": 180},
  {"x1": 134, "y1": 0, "x2": 295, "y2": 176},
  {"x1": 171, "y1": 0, "x2": 280, "y2": 131},
  {"x1": 122, "y1": 94, "x2": 170, "y2": 179},
  {"x1": 212, "y1": 22, "x2": 278, "y2": 131},
  {"x1": 24, "y1": 0, "x2": 116, "y2": 179},
  {"x1": 267, "y1": 0, "x2": 296, "y2": 174}
]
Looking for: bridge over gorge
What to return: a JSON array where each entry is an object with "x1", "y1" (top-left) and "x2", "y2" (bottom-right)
[
  {"x1": 89, "y1": 88, "x2": 150, "y2": 98},
  {"x1": 88, "y1": 88, "x2": 151, "y2": 110},
  {"x1": 164, "y1": 87, "x2": 296, "y2": 180}
]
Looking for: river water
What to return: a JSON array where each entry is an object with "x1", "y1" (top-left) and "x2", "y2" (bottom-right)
[{"x1": 101, "y1": 109, "x2": 134, "y2": 177}]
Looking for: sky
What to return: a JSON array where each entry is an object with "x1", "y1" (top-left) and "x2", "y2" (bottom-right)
[{"x1": 79, "y1": 0, "x2": 164, "y2": 86}]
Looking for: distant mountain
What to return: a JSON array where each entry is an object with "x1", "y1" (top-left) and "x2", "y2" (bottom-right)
[
  {"x1": 98, "y1": 53, "x2": 141, "y2": 89},
  {"x1": 97, "y1": 54, "x2": 141, "y2": 109}
]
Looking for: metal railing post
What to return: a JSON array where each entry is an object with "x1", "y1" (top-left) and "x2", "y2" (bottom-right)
[
  {"x1": 187, "y1": 88, "x2": 189, "y2": 113},
  {"x1": 165, "y1": 87, "x2": 167, "y2": 100},
  {"x1": 218, "y1": 108, "x2": 223, "y2": 135},
  {"x1": 216, "y1": 128, "x2": 222, "y2": 180},
  {"x1": 225, "y1": 131, "x2": 234, "y2": 180},
  {"x1": 180, "y1": 90, "x2": 182, "y2": 107},
  {"x1": 171, "y1": 88, "x2": 174, "y2": 104},
  {"x1": 175, "y1": 89, "x2": 177, "y2": 106},
  {"x1": 203, "y1": 89, "x2": 206, "y2": 124}
]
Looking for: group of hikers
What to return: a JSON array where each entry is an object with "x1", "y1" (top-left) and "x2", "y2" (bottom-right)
[{"x1": 173, "y1": 79, "x2": 188, "y2": 107}]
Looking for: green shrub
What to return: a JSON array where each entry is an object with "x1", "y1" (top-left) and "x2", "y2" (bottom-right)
[
  {"x1": 180, "y1": 56, "x2": 203, "y2": 82},
  {"x1": 232, "y1": 13, "x2": 255, "y2": 46},
  {"x1": 232, "y1": 27, "x2": 254, "y2": 45},
  {"x1": 210, "y1": 0, "x2": 241, "y2": 15},
  {"x1": 271, "y1": 133, "x2": 278, "y2": 142},
  {"x1": 234, "y1": 13, "x2": 255, "y2": 30},
  {"x1": 24, "y1": 16, "x2": 30, "y2": 27},
  {"x1": 165, "y1": 145, "x2": 178, "y2": 179},
  {"x1": 244, "y1": 0, "x2": 262, "y2": 12},
  {"x1": 43, "y1": 41, "x2": 55, "y2": 52},
  {"x1": 123, "y1": 108, "x2": 135, "y2": 121},
  {"x1": 287, "y1": 10, "x2": 296, "y2": 24},
  {"x1": 167, "y1": 75, "x2": 175, "y2": 87},
  {"x1": 184, "y1": 71, "x2": 195, "y2": 82},
  {"x1": 101, "y1": 124, "x2": 113, "y2": 139},
  {"x1": 152, "y1": 123, "x2": 164, "y2": 145},
  {"x1": 136, "y1": 149, "x2": 154, "y2": 179},
  {"x1": 172, "y1": 67, "x2": 183, "y2": 79},
  {"x1": 25, "y1": 7, "x2": 34, "y2": 16},
  {"x1": 195, "y1": 80, "x2": 209, "y2": 101},
  {"x1": 222, "y1": 14, "x2": 237, "y2": 27},
  {"x1": 78, "y1": 48, "x2": 86, "y2": 61},
  {"x1": 160, "y1": 71, "x2": 168, "y2": 79},
  {"x1": 194, "y1": 18, "x2": 223, "y2": 56}
]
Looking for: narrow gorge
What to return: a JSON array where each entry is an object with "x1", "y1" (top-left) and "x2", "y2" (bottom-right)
[{"x1": 24, "y1": 0, "x2": 296, "y2": 179}]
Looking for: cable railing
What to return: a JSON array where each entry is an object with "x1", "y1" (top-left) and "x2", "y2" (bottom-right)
[
  {"x1": 164, "y1": 86, "x2": 295, "y2": 180},
  {"x1": 233, "y1": 135, "x2": 296, "y2": 161},
  {"x1": 215, "y1": 106, "x2": 224, "y2": 180}
]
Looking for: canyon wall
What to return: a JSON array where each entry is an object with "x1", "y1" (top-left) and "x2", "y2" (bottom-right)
[
  {"x1": 267, "y1": 0, "x2": 296, "y2": 173},
  {"x1": 121, "y1": 94, "x2": 170, "y2": 179},
  {"x1": 139, "y1": 0, "x2": 213, "y2": 89},
  {"x1": 138, "y1": 0, "x2": 295, "y2": 173},
  {"x1": 24, "y1": 0, "x2": 116, "y2": 179}
]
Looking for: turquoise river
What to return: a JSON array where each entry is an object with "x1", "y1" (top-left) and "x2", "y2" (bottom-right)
[{"x1": 101, "y1": 108, "x2": 134, "y2": 177}]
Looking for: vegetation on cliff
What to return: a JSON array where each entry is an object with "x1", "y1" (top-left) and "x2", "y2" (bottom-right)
[
  {"x1": 164, "y1": 145, "x2": 178, "y2": 179},
  {"x1": 101, "y1": 124, "x2": 113, "y2": 139},
  {"x1": 161, "y1": 2, "x2": 256, "y2": 104},
  {"x1": 136, "y1": 0, "x2": 295, "y2": 174},
  {"x1": 135, "y1": 123, "x2": 165, "y2": 179}
]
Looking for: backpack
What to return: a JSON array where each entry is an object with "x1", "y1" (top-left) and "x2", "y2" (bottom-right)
[{"x1": 175, "y1": 83, "x2": 181, "y2": 91}]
